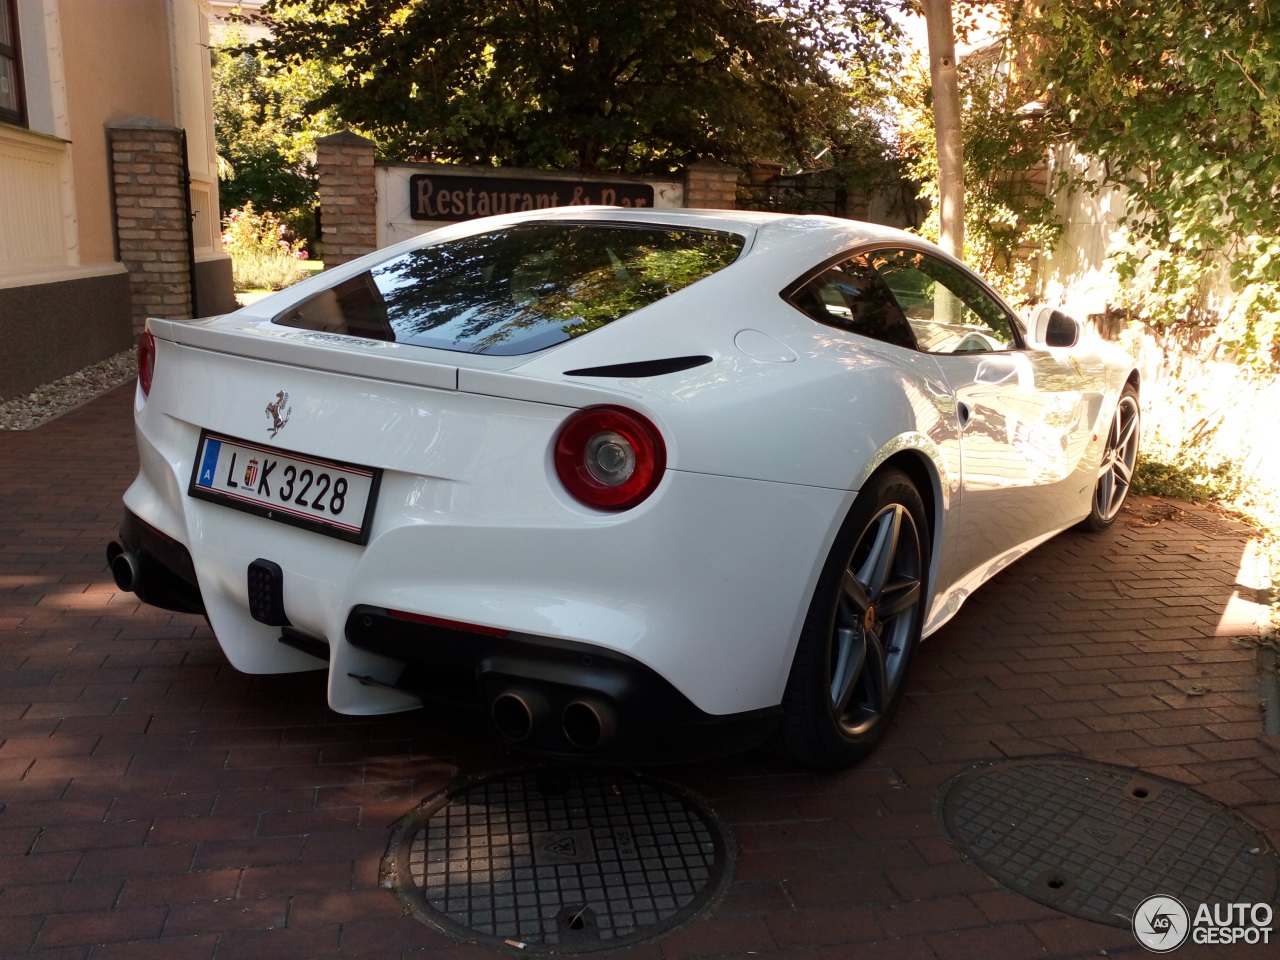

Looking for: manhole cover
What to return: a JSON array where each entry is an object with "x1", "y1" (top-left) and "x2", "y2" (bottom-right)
[
  {"x1": 938, "y1": 758, "x2": 1279, "y2": 927},
  {"x1": 384, "y1": 767, "x2": 734, "y2": 953}
]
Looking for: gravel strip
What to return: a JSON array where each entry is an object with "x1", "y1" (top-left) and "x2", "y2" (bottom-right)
[{"x1": 0, "y1": 350, "x2": 137, "y2": 430}]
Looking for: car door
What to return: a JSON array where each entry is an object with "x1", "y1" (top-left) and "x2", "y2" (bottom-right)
[{"x1": 865, "y1": 248, "x2": 1093, "y2": 585}]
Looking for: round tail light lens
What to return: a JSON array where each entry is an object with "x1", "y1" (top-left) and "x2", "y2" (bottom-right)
[
  {"x1": 138, "y1": 331, "x2": 156, "y2": 398},
  {"x1": 554, "y1": 406, "x2": 666, "y2": 511}
]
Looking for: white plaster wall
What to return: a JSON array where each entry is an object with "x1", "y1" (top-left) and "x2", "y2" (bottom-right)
[
  {"x1": 1036, "y1": 148, "x2": 1126, "y2": 322},
  {"x1": 1038, "y1": 146, "x2": 1236, "y2": 324}
]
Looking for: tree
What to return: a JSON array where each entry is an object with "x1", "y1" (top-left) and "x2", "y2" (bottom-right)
[
  {"x1": 920, "y1": 0, "x2": 963, "y2": 258},
  {"x1": 212, "y1": 24, "x2": 339, "y2": 241},
  {"x1": 255, "y1": 0, "x2": 905, "y2": 176},
  {"x1": 1026, "y1": 0, "x2": 1280, "y2": 366},
  {"x1": 897, "y1": 30, "x2": 1059, "y2": 303}
]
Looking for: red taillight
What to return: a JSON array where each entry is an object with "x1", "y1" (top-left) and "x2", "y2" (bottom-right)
[
  {"x1": 137, "y1": 331, "x2": 156, "y2": 398},
  {"x1": 554, "y1": 406, "x2": 666, "y2": 511}
]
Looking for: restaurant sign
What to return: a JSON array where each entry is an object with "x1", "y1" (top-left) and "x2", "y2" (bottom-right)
[{"x1": 409, "y1": 173, "x2": 655, "y2": 223}]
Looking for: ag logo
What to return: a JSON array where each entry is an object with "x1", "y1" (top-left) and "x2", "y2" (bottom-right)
[{"x1": 1133, "y1": 895, "x2": 1190, "y2": 952}]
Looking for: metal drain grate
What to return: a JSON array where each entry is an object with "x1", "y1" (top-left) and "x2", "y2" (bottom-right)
[
  {"x1": 384, "y1": 767, "x2": 734, "y2": 952},
  {"x1": 1175, "y1": 510, "x2": 1241, "y2": 537},
  {"x1": 938, "y1": 758, "x2": 1279, "y2": 927}
]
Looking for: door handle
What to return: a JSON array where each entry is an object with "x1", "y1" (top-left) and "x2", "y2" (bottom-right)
[
  {"x1": 957, "y1": 401, "x2": 973, "y2": 427},
  {"x1": 975, "y1": 358, "x2": 1018, "y2": 385}
]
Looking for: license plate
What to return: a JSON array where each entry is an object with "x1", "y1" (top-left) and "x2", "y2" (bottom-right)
[{"x1": 188, "y1": 431, "x2": 381, "y2": 544}]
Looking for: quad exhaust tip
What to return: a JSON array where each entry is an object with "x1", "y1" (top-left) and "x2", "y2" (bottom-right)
[
  {"x1": 106, "y1": 542, "x2": 141, "y2": 592},
  {"x1": 491, "y1": 688, "x2": 550, "y2": 743},
  {"x1": 562, "y1": 698, "x2": 617, "y2": 751}
]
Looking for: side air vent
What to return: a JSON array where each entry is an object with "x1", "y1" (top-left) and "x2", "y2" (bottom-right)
[{"x1": 563, "y1": 356, "x2": 712, "y2": 378}]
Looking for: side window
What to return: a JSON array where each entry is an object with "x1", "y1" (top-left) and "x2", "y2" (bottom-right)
[
  {"x1": 787, "y1": 254, "x2": 918, "y2": 351},
  {"x1": 868, "y1": 249, "x2": 1019, "y2": 354},
  {"x1": 0, "y1": 0, "x2": 23, "y2": 127}
]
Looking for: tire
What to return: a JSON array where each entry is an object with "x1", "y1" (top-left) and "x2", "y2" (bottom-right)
[
  {"x1": 1079, "y1": 383, "x2": 1140, "y2": 532},
  {"x1": 778, "y1": 469, "x2": 930, "y2": 770}
]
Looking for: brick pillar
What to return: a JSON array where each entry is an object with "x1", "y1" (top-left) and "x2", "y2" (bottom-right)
[
  {"x1": 683, "y1": 159, "x2": 741, "y2": 209},
  {"x1": 108, "y1": 119, "x2": 193, "y2": 334},
  {"x1": 316, "y1": 131, "x2": 377, "y2": 267}
]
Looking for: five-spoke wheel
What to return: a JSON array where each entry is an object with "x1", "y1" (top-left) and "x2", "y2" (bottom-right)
[
  {"x1": 780, "y1": 469, "x2": 929, "y2": 769},
  {"x1": 1081, "y1": 384, "x2": 1140, "y2": 531}
]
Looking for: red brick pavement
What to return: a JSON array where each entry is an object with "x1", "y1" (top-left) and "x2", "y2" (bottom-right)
[{"x1": 1, "y1": 385, "x2": 1277, "y2": 959}]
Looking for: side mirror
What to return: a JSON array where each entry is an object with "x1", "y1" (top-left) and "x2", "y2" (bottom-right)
[{"x1": 1033, "y1": 307, "x2": 1080, "y2": 348}]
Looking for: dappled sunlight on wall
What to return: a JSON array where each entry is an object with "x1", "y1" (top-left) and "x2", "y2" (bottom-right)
[
  {"x1": 1129, "y1": 322, "x2": 1280, "y2": 530},
  {"x1": 1037, "y1": 146, "x2": 1238, "y2": 327},
  {"x1": 1037, "y1": 147, "x2": 1125, "y2": 321}
]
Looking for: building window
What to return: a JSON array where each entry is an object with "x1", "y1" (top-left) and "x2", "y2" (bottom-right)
[{"x1": 0, "y1": 0, "x2": 24, "y2": 126}]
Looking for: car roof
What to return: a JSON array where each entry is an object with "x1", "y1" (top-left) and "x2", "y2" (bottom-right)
[
  {"x1": 420, "y1": 206, "x2": 932, "y2": 269},
  {"x1": 506, "y1": 205, "x2": 914, "y2": 242}
]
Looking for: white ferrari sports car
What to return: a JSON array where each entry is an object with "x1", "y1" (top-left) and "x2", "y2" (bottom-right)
[{"x1": 110, "y1": 208, "x2": 1140, "y2": 768}]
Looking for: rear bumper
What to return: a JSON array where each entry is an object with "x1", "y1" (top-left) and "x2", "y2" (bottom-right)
[
  {"x1": 343, "y1": 605, "x2": 780, "y2": 762},
  {"x1": 110, "y1": 508, "x2": 779, "y2": 761}
]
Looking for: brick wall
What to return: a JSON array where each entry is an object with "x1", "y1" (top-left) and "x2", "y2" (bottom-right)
[
  {"x1": 317, "y1": 132, "x2": 377, "y2": 266},
  {"x1": 314, "y1": 134, "x2": 739, "y2": 256},
  {"x1": 108, "y1": 120, "x2": 193, "y2": 334},
  {"x1": 683, "y1": 159, "x2": 740, "y2": 210}
]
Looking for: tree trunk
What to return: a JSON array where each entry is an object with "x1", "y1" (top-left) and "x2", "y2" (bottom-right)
[{"x1": 921, "y1": 0, "x2": 964, "y2": 260}]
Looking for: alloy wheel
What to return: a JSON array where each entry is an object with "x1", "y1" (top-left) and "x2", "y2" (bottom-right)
[
  {"x1": 828, "y1": 503, "x2": 923, "y2": 737},
  {"x1": 1095, "y1": 394, "x2": 1140, "y2": 523}
]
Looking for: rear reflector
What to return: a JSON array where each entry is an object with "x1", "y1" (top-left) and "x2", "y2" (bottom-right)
[{"x1": 387, "y1": 609, "x2": 509, "y2": 637}]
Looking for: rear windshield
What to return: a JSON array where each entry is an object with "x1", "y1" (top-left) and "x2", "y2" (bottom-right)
[{"x1": 273, "y1": 221, "x2": 745, "y2": 356}]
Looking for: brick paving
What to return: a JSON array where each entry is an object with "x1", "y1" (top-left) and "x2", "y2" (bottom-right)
[{"x1": 1, "y1": 384, "x2": 1277, "y2": 959}]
